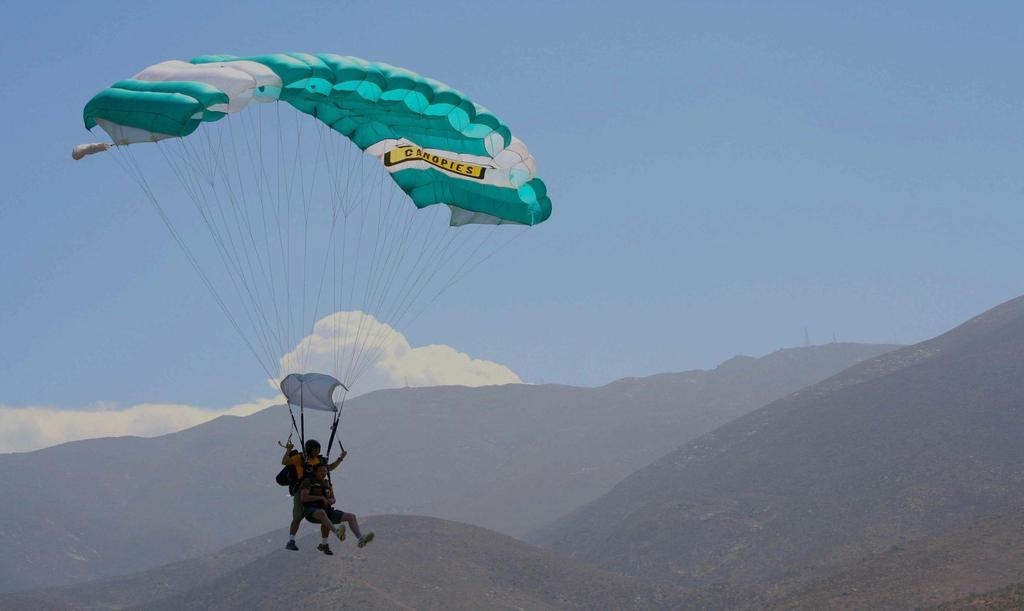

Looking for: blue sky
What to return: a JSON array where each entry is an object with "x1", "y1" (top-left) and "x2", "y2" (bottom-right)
[{"x1": 1, "y1": 1, "x2": 1022, "y2": 411}]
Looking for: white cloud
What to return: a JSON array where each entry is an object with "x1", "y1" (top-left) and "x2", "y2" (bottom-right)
[
  {"x1": 0, "y1": 398, "x2": 274, "y2": 454},
  {"x1": 1, "y1": 312, "x2": 520, "y2": 453},
  {"x1": 277, "y1": 311, "x2": 522, "y2": 398}
]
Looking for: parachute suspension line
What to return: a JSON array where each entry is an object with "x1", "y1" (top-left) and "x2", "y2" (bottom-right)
[
  {"x1": 345, "y1": 202, "x2": 454, "y2": 383},
  {"x1": 333, "y1": 137, "x2": 362, "y2": 378},
  {"x1": 331, "y1": 168, "x2": 451, "y2": 386},
  {"x1": 298, "y1": 128, "x2": 352, "y2": 384},
  {"x1": 334, "y1": 132, "x2": 495, "y2": 386},
  {"x1": 294, "y1": 120, "x2": 328, "y2": 370},
  {"x1": 323, "y1": 389, "x2": 347, "y2": 493},
  {"x1": 344, "y1": 225, "x2": 449, "y2": 383},
  {"x1": 334, "y1": 148, "x2": 373, "y2": 385},
  {"x1": 325, "y1": 392, "x2": 345, "y2": 461},
  {"x1": 345, "y1": 166, "x2": 432, "y2": 386},
  {"x1": 435, "y1": 226, "x2": 527, "y2": 301},
  {"x1": 222, "y1": 114, "x2": 289, "y2": 361},
  {"x1": 198, "y1": 119, "x2": 274, "y2": 360},
  {"x1": 111, "y1": 145, "x2": 276, "y2": 380},
  {"x1": 158, "y1": 135, "x2": 281, "y2": 369},
  {"x1": 344, "y1": 169, "x2": 401, "y2": 385},
  {"x1": 233, "y1": 115, "x2": 292, "y2": 364},
  {"x1": 248, "y1": 104, "x2": 289, "y2": 364},
  {"x1": 348, "y1": 218, "x2": 528, "y2": 386},
  {"x1": 203, "y1": 115, "x2": 288, "y2": 366},
  {"x1": 361, "y1": 206, "x2": 464, "y2": 339},
  {"x1": 275, "y1": 102, "x2": 292, "y2": 372},
  {"x1": 261, "y1": 106, "x2": 319, "y2": 372},
  {"x1": 300, "y1": 121, "x2": 353, "y2": 371},
  {"x1": 262, "y1": 109, "x2": 296, "y2": 364},
  {"x1": 290, "y1": 109, "x2": 313, "y2": 369},
  {"x1": 349, "y1": 218, "x2": 467, "y2": 384},
  {"x1": 273, "y1": 110, "x2": 344, "y2": 374},
  {"x1": 165, "y1": 105, "x2": 306, "y2": 374},
  {"x1": 299, "y1": 383, "x2": 305, "y2": 455},
  {"x1": 283, "y1": 106, "x2": 309, "y2": 363},
  {"x1": 169, "y1": 133, "x2": 281, "y2": 366},
  {"x1": 286, "y1": 401, "x2": 300, "y2": 444},
  {"x1": 332, "y1": 137, "x2": 362, "y2": 380},
  {"x1": 388, "y1": 225, "x2": 527, "y2": 355}
]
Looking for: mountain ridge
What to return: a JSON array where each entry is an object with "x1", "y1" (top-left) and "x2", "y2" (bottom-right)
[
  {"x1": 0, "y1": 342, "x2": 895, "y2": 592},
  {"x1": 537, "y1": 296, "x2": 1024, "y2": 587}
]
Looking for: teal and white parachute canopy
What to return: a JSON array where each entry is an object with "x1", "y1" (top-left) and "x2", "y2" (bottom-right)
[
  {"x1": 80, "y1": 53, "x2": 550, "y2": 227},
  {"x1": 76, "y1": 53, "x2": 552, "y2": 398}
]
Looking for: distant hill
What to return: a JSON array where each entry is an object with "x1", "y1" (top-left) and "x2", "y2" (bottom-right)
[
  {"x1": 765, "y1": 512, "x2": 1024, "y2": 610},
  {"x1": 0, "y1": 532, "x2": 281, "y2": 611},
  {"x1": 538, "y1": 296, "x2": 1024, "y2": 587},
  {"x1": 0, "y1": 515, "x2": 735, "y2": 611},
  {"x1": 0, "y1": 342, "x2": 892, "y2": 592}
]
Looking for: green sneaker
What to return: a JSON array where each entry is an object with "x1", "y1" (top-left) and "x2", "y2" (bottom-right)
[
  {"x1": 358, "y1": 532, "x2": 375, "y2": 548},
  {"x1": 336, "y1": 525, "x2": 347, "y2": 542}
]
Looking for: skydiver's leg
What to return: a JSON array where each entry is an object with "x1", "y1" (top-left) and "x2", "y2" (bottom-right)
[
  {"x1": 319, "y1": 522, "x2": 331, "y2": 551},
  {"x1": 290, "y1": 493, "x2": 304, "y2": 535},
  {"x1": 306, "y1": 509, "x2": 337, "y2": 555},
  {"x1": 341, "y1": 512, "x2": 363, "y2": 540},
  {"x1": 313, "y1": 509, "x2": 344, "y2": 540},
  {"x1": 342, "y1": 512, "x2": 373, "y2": 547},
  {"x1": 320, "y1": 511, "x2": 346, "y2": 545},
  {"x1": 286, "y1": 495, "x2": 302, "y2": 549}
]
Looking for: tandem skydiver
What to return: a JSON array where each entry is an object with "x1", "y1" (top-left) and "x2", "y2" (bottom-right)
[
  {"x1": 281, "y1": 438, "x2": 343, "y2": 551},
  {"x1": 299, "y1": 462, "x2": 374, "y2": 555}
]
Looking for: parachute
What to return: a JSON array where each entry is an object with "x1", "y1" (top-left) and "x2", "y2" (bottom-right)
[
  {"x1": 81, "y1": 54, "x2": 550, "y2": 226},
  {"x1": 281, "y1": 373, "x2": 345, "y2": 413},
  {"x1": 77, "y1": 53, "x2": 551, "y2": 443}
]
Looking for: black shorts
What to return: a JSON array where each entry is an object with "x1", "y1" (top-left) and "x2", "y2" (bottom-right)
[{"x1": 303, "y1": 506, "x2": 346, "y2": 524}]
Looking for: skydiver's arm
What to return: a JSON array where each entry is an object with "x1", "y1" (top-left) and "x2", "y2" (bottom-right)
[
  {"x1": 299, "y1": 487, "x2": 327, "y2": 505},
  {"x1": 281, "y1": 446, "x2": 295, "y2": 466},
  {"x1": 327, "y1": 450, "x2": 348, "y2": 471}
]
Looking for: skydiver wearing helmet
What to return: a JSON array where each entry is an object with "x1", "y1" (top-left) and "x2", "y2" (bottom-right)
[
  {"x1": 282, "y1": 438, "x2": 345, "y2": 551},
  {"x1": 299, "y1": 462, "x2": 374, "y2": 555}
]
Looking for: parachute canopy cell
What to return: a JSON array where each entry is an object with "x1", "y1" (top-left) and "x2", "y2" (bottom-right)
[
  {"x1": 82, "y1": 53, "x2": 551, "y2": 227},
  {"x1": 280, "y1": 373, "x2": 345, "y2": 413}
]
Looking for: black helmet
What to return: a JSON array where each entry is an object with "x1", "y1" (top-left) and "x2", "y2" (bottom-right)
[{"x1": 304, "y1": 439, "x2": 321, "y2": 455}]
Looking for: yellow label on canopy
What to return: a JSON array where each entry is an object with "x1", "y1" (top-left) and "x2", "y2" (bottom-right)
[{"x1": 383, "y1": 145, "x2": 488, "y2": 179}]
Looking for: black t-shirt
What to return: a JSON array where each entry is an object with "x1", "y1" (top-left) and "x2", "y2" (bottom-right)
[{"x1": 299, "y1": 477, "x2": 332, "y2": 509}]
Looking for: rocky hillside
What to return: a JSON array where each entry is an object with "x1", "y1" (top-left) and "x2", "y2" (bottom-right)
[{"x1": 539, "y1": 297, "x2": 1024, "y2": 588}]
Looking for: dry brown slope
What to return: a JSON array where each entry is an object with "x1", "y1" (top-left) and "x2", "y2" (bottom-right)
[
  {"x1": 766, "y1": 512, "x2": 1024, "y2": 610},
  {"x1": 1, "y1": 516, "x2": 747, "y2": 610},
  {"x1": 139, "y1": 515, "x2": 708, "y2": 611},
  {"x1": 927, "y1": 583, "x2": 1024, "y2": 610},
  {"x1": 0, "y1": 532, "x2": 281, "y2": 611}
]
